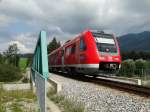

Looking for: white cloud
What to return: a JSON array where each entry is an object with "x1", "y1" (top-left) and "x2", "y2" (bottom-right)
[
  {"x1": 0, "y1": 0, "x2": 43, "y2": 20},
  {"x1": 1, "y1": 0, "x2": 150, "y2": 35},
  {"x1": 14, "y1": 33, "x2": 37, "y2": 46},
  {"x1": 0, "y1": 0, "x2": 150, "y2": 53},
  {"x1": 9, "y1": 41, "x2": 31, "y2": 53},
  {"x1": 0, "y1": 31, "x2": 52, "y2": 54},
  {"x1": 0, "y1": 33, "x2": 38, "y2": 53},
  {"x1": 0, "y1": 14, "x2": 13, "y2": 28},
  {"x1": 12, "y1": 33, "x2": 38, "y2": 53},
  {"x1": 47, "y1": 26, "x2": 76, "y2": 43},
  {"x1": 0, "y1": 40, "x2": 34, "y2": 54}
]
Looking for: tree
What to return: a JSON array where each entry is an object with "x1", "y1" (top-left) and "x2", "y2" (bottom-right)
[
  {"x1": 0, "y1": 53, "x2": 4, "y2": 64},
  {"x1": 3, "y1": 44, "x2": 20, "y2": 67},
  {"x1": 57, "y1": 41, "x2": 61, "y2": 48},
  {"x1": 47, "y1": 37, "x2": 61, "y2": 54},
  {"x1": 121, "y1": 51, "x2": 150, "y2": 60},
  {"x1": 26, "y1": 53, "x2": 33, "y2": 67}
]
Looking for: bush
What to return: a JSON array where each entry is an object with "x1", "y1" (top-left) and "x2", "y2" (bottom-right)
[
  {"x1": 119, "y1": 59, "x2": 135, "y2": 77},
  {"x1": 135, "y1": 59, "x2": 146, "y2": 69},
  {"x1": 118, "y1": 59, "x2": 150, "y2": 78},
  {"x1": 0, "y1": 64, "x2": 22, "y2": 82},
  {"x1": 134, "y1": 59, "x2": 146, "y2": 76},
  {"x1": 145, "y1": 61, "x2": 150, "y2": 68}
]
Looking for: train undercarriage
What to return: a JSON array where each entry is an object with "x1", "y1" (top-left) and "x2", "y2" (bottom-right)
[{"x1": 49, "y1": 62, "x2": 120, "y2": 77}]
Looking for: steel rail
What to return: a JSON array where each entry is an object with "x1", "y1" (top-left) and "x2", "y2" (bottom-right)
[{"x1": 52, "y1": 72, "x2": 150, "y2": 96}]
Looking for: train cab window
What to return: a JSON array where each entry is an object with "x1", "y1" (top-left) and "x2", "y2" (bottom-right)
[
  {"x1": 71, "y1": 44, "x2": 76, "y2": 54},
  {"x1": 92, "y1": 32, "x2": 117, "y2": 53},
  {"x1": 80, "y1": 39, "x2": 86, "y2": 51}
]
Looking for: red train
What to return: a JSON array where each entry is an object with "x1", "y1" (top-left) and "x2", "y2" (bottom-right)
[{"x1": 48, "y1": 30, "x2": 121, "y2": 76}]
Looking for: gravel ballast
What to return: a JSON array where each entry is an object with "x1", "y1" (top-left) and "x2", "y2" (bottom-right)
[{"x1": 49, "y1": 73, "x2": 150, "y2": 112}]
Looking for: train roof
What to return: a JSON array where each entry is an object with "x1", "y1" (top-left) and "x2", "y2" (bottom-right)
[
  {"x1": 48, "y1": 46, "x2": 62, "y2": 56},
  {"x1": 91, "y1": 30, "x2": 112, "y2": 36},
  {"x1": 48, "y1": 29, "x2": 114, "y2": 56}
]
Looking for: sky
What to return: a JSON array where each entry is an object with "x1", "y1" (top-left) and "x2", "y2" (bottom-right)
[{"x1": 0, "y1": 0, "x2": 150, "y2": 53}]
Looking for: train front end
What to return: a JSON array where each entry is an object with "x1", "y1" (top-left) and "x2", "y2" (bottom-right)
[{"x1": 92, "y1": 31, "x2": 121, "y2": 73}]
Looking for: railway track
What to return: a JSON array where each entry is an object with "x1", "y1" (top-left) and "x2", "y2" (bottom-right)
[
  {"x1": 90, "y1": 76, "x2": 150, "y2": 95},
  {"x1": 52, "y1": 71, "x2": 150, "y2": 96}
]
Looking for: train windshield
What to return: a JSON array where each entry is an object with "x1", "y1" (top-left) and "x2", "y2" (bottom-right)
[{"x1": 92, "y1": 32, "x2": 117, "y2": 53}]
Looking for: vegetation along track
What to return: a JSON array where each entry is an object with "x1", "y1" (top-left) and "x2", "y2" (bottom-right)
[{"x1": 50, "y1": 71, "x2": 150, "y2": 96}]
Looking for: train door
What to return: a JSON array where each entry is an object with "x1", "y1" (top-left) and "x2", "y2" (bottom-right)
[
  {"x1": 79, "y1": 37, "x2": 87, "y2": 64},
  {"x1": 61, "y1": 48, "x2": 65, "y2": 67},
  {"x1": 76, "y1": 39, "x2": 80, "y2": 64}
]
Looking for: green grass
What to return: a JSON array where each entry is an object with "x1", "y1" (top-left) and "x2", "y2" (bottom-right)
[
  {"x1": 0, "y1": 104, "x2": 6, "y2": 112},
  {"x1": 0, "y1": 90, "x2": 37, "y2": 104},
  {"x1": 47, "y1": 88, "x2": 85, "y2": 112},
  {"x1": 0, "y1": 84, "x2": 38, "y2": 112},
  {"x1": 19, "y1": 58, "x2": 27, "y2": 70},
  {"x1": 11, "y1": 103, "x2": 23, "y2": 112}
]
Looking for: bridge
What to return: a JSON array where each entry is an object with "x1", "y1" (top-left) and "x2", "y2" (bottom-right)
[{"x1": 30, "y1": 31, "x2": 150, "y2": 112}]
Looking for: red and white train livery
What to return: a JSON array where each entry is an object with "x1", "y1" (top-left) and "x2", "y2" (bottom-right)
[{"x1": 48, "y1": 30, "x2": 121, "y2": 76}]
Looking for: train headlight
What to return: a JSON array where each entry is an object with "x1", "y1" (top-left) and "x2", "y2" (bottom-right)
[
  {"x1": 113, "y1": 57, "x2": 119, "y2": 61},
  {"x1": 100, "y1": 56, "x2": 106, "y2": 60}
]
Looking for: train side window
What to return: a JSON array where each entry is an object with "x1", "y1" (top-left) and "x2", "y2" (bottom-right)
[
  {"x1": 80, "y1": 39, "x2": 86, "y2": 51},
  {"x1": 71, "y1": 44, "x2": 76, "y2": 54},
  {"x1": 66, "y1": 47, "x2": 70, "y2": 56}
]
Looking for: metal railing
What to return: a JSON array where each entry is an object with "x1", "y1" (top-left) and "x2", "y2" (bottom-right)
[
  {"x1": 118, "y1": 68, "x2": 150, "y2": 80},
  {"x1": 31, "y1": 31, "x2": 49, "y2": 112},
  {"x1": 31, "y1": 31, "x2": 48, "y2": 79}
]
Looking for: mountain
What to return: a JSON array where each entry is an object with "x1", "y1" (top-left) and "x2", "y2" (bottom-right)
[{"x1": 118, "y1": 31, "x2": 150, "y2": 52}]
